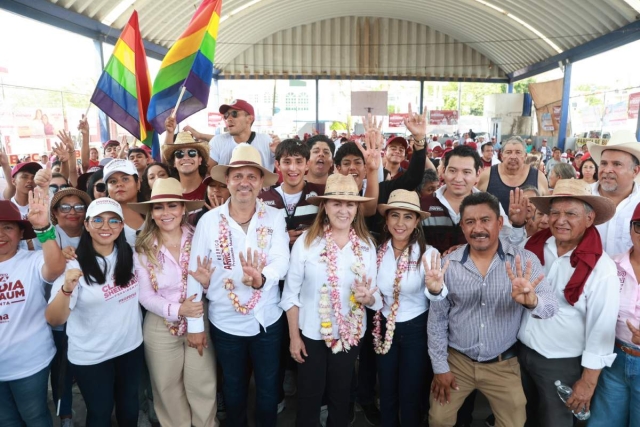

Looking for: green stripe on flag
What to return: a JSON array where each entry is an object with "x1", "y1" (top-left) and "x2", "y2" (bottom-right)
[
  {"x1": 200, "y1": 33, "x2": 217, "y2": 61},
  {"x1": 105, "y1": 56, "x2": 138, "y2": 98},
  {"x1": 153, "y1": 53, "x2": 197, "y2": 94}
]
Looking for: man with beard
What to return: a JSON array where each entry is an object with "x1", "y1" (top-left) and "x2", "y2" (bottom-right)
[
  {"x1": 478, "y1": 137, "x2": 549, "y2": 212},
  {"x1": 587, "y1": 130, "x2": 640, "y2": 255},
  {"x1": 305, "y1": 135, "x2": 335, "y2": 185}
]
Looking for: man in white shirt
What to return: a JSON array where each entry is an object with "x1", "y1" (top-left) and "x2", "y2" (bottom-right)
[
  {"x1": 587, "y1": 130, "x2": 640, "y2": 255},
  {"x1": 186, "y1": 144, "x2": 290, "y2": 427},
  {"x1": 521, "y1": 179, "x2": 620, "y2": 427},
  {"x1": 185, "y1": 99, "x2": 281, "y2": 173}
]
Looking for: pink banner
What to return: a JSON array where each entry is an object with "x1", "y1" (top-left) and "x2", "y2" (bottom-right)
[
  {"x1": 629, "y1": 92, "x2": 640, "y2": 119},
  {"x1": 388, "y1": 113, "x2": 408, "y2": 127},
  {"x1": 208, "y1": 112, "x2": 224, "y2": 128},
  {"x1": 429, "y1": 110, "x2": 458, "y2": 125}
]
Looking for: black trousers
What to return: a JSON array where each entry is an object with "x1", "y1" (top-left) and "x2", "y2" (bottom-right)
[{"x1": 296, "y1": 335, "x2": 360, "y2": 427}]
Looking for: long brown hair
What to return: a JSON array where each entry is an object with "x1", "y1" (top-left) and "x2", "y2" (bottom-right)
[
  {"x1": 304, "y1": 200, "x2": 373, "y2": 248},
  {"x1": 135, "y1": 203, "x2": 192, "y2": 270},
  {"x1": 378, "y1": 211, "x2": 427, "y2": 260}
]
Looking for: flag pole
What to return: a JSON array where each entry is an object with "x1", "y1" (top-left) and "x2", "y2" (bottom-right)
[
  {"x1": 84, "y1": 103, "x2": 91, "y2": 119},
  {"x1": 171, "y1": 86, "x2": 187, "y2": 118}
]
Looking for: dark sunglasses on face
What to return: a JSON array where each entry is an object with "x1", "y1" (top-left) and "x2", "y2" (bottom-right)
[
  {"x1": 174, "y1": 149, "x2": 198, "y2": 159},
  {"x1": 57, "y1": 203, "x2": 86, "y2": 213},
  {"x1": 633, "y1": 221, "x2": 640, "y2": 234},
  {"x1": 223, "y1": 110, "x2": 243, "y2": 119},
  {"x1": 94, "y1": 183, "x2": 107, "y2": 193},
  {"x1": 50, "y1": 184, "x2": 71, "y2": 193}
]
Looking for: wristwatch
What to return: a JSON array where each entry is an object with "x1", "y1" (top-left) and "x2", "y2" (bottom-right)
[{"x1": 412, "y1": 135, "x2": 427, "y2": 147}]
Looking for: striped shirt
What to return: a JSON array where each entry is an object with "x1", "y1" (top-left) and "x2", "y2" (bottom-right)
[{"x1": 428, "y1": 239, "x2": 558, "y2": 374}]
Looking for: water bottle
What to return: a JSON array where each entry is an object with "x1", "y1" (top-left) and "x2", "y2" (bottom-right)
[{"x1": 555, "y1": 380, "x2": 591, "y2": 420}]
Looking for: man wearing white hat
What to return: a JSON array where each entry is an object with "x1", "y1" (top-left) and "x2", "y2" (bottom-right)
[
  {"x1": 587, "y1": 130, "x2": 640, "y2": 255},
  {"x1": 186, "y1": 144, "x2": 290, "y2": 427},
  {"x1": 521, "y1": 179, "x2": 620, "y2": 427}
]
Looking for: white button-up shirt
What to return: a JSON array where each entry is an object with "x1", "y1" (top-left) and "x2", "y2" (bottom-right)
[
  {"x1": 593, "y1": 182, "x2": 640, "y2": 256},
  {"x1": 518, "y1": 236, "x2": 619, "y2": 369},
  {"x1": 186, "y1": 199, "x2": 290, "y2": 336},
  {"x1": 280, "y1": 232, "x2": 380, "y2": 341},
  {"x1": 376, "y1": 241, "x2": 446, "y2": 322}
]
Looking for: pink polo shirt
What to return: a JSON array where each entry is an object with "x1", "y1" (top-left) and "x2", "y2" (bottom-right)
[
  {"x1": 135, "y1": 226, "x2": 193, "y2": 322},
  {"x1": 613, "y1": 250, "x2": 640, "y2": 345}
]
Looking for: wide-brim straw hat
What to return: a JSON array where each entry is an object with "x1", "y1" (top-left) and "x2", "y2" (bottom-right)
[
  {"x1": 587, "y1": 130, "x2": 640, "y2": 164},
  {"x1": 378, "y1": 189, "x2": 430, "y2": 220},
  {"x1": 528, "y1": 179, "x2": 616, "y2": 225},
  {"x1": 307, "y1": 174, "x2": 373, "y2": 205},
  {"x1": 50, "y1": 188, "x2": 92, "y2": 225},
  {"x1": 128, "y1": 177, "x2": 204, "y2": 214},
  {"x1": 210, "y1": 143, "x2": 279, "y2": 187},
  {"x1": 162, "y1": 131, "x2": 210, "y2": 163}
]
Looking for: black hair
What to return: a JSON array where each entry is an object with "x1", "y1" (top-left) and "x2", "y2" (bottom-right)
[
  {"x1": 140, "y1": 162, "x2": 171, "y2": 201},
  {"x1": 481, "y1": 142, "x2": 493, "y2": 152},
  {"x1": 76, "y1": 225, "x2": 134, "y2": 287},
  {"x1": 379, "y1": 211, "x2": 428, "y2": 260},
  {"x1": 307, "y1": 135, "x2": 335, "y2": 157},
  {"x1": 104, "y1": 174, "x2": 144, "y2": 202},
  {"x1": 168, "y1": 149, "x2": 208, "y2": 179},
  {"x1": 275, "y1": 138, "x2": 310, "y2": 161},
  {"x1": 52, "y1": 160, "x2": 62, "y2": 169},
  {"x1": 443, "y1": 144, "x2": 483, "y2": 172},
  {"x1": 334, "y1": 141, "x2": 364, "y2": 166},
  {"x1": 128, "y1": 148, "x2": 150, "y2": 159},
  {"x1": 459, "y1": 192, "x2": 500, "y2": 220},
  {"x1": 51, "y1": 172, "x2": 69, "y2": 184},
  {"x1": 86, "y1": 169, "x2": 104, "y2": 201},
  {"x1": 417, "y1": 169, "x2": 439, "y2": 193},
  {"x1": 580, "y1": 157, "x2": 599, "y2": 181}
]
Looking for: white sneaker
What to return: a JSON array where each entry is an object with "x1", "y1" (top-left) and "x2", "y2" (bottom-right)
[{"x1": 277, "y1": 399, "x2": 286, "y2": 414}]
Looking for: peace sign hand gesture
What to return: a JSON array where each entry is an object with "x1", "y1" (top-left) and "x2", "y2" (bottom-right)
[
  {"x1": 27, "y1": 187, "x2": 51, "y2": 229},
  {"x1": 239, "y1": 248, "x2": 266, "y2": 289},
  {"x1": 506, "y1": 254, "x2": 544, "y2": 308},
  {"x1": 354, "y1": 274, "x2": 378, "y2": 307},
  {"x1": 423, "y1": 251, "x2": 449, "y2": 295},
  {"x1": 188, "y1": 256, "x2": 216, "y2": 289}
]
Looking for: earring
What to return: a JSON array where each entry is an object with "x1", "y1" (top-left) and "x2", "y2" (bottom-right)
[
  {"x1": 383, "y1": 224, "x2": 388, "y2": 232},
  {"x1": 412, "y1": 228, "x2": 419, "y2": 238},
  {"x1": 323, "y1": 216, "x2": 329, "y2": 225}
]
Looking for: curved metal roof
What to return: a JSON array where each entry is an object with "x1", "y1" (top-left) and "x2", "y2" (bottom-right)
[{"x1": 32, "y1": 0, "x2": 640, "y2": 79}]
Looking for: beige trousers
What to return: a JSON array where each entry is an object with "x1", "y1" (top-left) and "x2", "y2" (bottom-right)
[
  {"x1": 429, "y1": 348, "x2": 527, "y2": 427},
  {"x1": 143, "y1": 311, "x2": 218, "y2": 427}
]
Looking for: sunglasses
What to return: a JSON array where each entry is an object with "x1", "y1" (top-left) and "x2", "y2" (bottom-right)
[
  {"x1": 94, "y1": 183, "x2": 107, "y2": 193},
  {"x1": 174, "y1": 149, "x2": 198, "y2": 159},
  {"x1": 57, "y1": 203, "x2": 86, "y2": 213},
  {"x1": 633, "y1": 221, "x2": 640, "y2": 234},
  {"x1": 223, "y1": 110, "x2": 244, "y2": 119},
  {"x1": 50, "y1": 184, "x2": 71, "y2": 193}
]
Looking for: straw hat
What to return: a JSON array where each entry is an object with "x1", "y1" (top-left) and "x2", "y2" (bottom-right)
[
  {"x1": 0, "y1": 200, "x2": 35, "y2": 239},
  {"x1": 162, "y1": 132, "x2": 209, "y2": 163},
  {"x1": 50, "y1": 188, "x2": 92, "y2": 225},
  {"x1": 528, "y1": 179, "x2": 615, "y2": 225},
  {"x1": 307, "y1": 174, "x2": 373, "y2": 205},
  {"x1": 128, "y1": 178, "x2": 204, "y2": 214},
  {"x1": 378, "y1": 189, "x2": 430, "y2": 220},
  {"x1": 587, "y1": 130, "x2": 640, "y2": 164},
  {"x1": 210, "y1": 143, "x2": 279, "y2": 187}
]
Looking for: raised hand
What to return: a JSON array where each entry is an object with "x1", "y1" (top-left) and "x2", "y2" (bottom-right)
[
  {"x1": 0, "y1": 141, "x2": 8, "y2": 167},
  {"x1": 423, "y1": 251, "x2": 449, "y2": 294},
  {"x1": 269, "y1": 134, "x2": 281, "y2": 153},
  {"x1": 165, "y1": 114, "x2": 177, "y2": 137},
  {"x1": 357, "y1": 126, "x2": 382, "y2": 172},
  {"x1": 188, "y1": 256, "x2": 215, "y2": 289},
  {"x1": 354, "y1": 274, "x2": 378, "y2": 306},
  {"x1": 117, "y1": 136, "x2": 129, "y2": 159},
  {"x1": 403, "y1": 103, "x2": 427, "y2": 139},
  {"x1": 77, "y1": 115, "x2": 89, "y2": 137},
  {"x1": 62, "y1": 268, "x2": 83, "y2": 292},
  {"x1": 27, "y1": 187, "x2": 50, "y2": 229},
  {"x1": 627, "y1": 320, "x2": 640, "y2": 345},
  {"x1": 34, "y1": 168, "x2": 52, "y2": 189},
  {"x1": 51, "y1": 141, "x2": 69, "y2": 163},
  {"x1": 508, "y1": 188, "x2": 529, "y2": 227},
  {"x1": 506, "y1": 254, "x2": 543, "y2": 308},
  {"x1": 239, "y1": 248, "x2": 265, "y2": 288}
]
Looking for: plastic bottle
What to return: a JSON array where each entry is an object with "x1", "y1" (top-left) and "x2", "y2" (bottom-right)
[{"x1": 555, "y1": 380, "x2": 591, "y2": 420}]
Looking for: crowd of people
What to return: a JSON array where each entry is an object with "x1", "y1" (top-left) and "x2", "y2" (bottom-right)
[{"x1": 1, "y1": 98, "x2": 639, "y2": 427}]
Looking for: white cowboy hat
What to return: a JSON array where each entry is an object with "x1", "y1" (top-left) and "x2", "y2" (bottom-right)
[
  {"x1": 378, "y1": 189, "x2": 430, "y2": 220},
  {"x1": 209, "y1": 143, "x2": 279, "y2": 187},
  {"x1": 128, "y1": 178, "x2": 204, "y2": 214},
  {"x1": 587, "y1": 130, "x2": 640, "y2": 164},
  {"x1": 307, "y1": 174, "x2": 373, "y2": 205}
]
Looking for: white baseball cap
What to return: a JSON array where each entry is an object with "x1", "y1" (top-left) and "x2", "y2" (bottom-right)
[
  {"x1": 102, "y1": 159, "x2": 138, "y2": 182},
  {"x1": 86, "y1": 197, "x2": 124, "y2": 220}
]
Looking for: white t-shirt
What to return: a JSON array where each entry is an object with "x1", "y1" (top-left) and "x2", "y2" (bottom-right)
[
  {"x1": 124, "y1": 223, "x2": 143, "y2": 248},
  {"x1": 209, "y1": 132, "x2": 276, "y2": 172},
  {"x1": 49, "y1": 249, "x2": 143, "y2": 365},
  {"x1": 275, "y1": 187, "x2": 302, "y2": 216},
  {"x1": 0, "y1": 250, "x2": 56, "y2": 381},
  {"x1": 33, "y1": 225, "x2": 81, "y2": 251},
  {"x1": 11, "y1": 196, "x2": 29, "y2": 219}
]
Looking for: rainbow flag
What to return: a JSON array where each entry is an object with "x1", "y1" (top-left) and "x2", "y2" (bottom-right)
[
  {"x1": 147, "y1": 0, "x2": 222, "y2": 134},
  {"x1": 90, "y1": 11, "x2": 159, "y2": 159}
]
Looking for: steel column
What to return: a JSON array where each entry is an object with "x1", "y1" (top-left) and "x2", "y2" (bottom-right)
[{"x1": 557, "y1": 61, "x2": 572, "y2": 151}]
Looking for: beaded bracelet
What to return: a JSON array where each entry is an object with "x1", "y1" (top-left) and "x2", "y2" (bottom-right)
[
  {"x1": 34, "y1": 225, "x2": 56, "y2": 244},
  {"x1": 61, "y1": 287, "x2": 73, "y2": 296}
]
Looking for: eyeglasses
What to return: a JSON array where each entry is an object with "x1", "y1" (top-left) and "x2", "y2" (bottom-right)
[
  {"x1": 57, "y1": 204, "x2": 86, "y2": 213},
  {"x1": 94, "y1": 183, "x2": 107, "y2": 193},
  {"x1": 89, "y1": 217, "x2": 123, "y2": 229},
  {"x1": 50, "y1": 184, "x2": 71, "y2": 193},
  {"x1": 174, "y1": 149, "x2": 198, "y2": 159},
  {"x1": 223, "y1": 110, "x2": 244, "y2": 120},
  {"x1": 633, "y1": 221, "x2": 640, "y2": 234}
]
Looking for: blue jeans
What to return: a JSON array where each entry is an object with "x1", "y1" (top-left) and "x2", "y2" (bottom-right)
[
  {"x1": 589, "y1": 342, "x2": 640, "y2": 427},
  {"x1": 0, "y1": 366, "x2": 52, "y2": 427},
  {"x1": 210, "y1": 314, "x2": 284, "y2": 427},
  {"x1": 377, "y1": 311, "x2": 431, "y2": 427},
  {"x1": 50, "y1": 328, "x2": 73, "y2": 418}
]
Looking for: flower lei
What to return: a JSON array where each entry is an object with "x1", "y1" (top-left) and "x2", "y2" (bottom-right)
[
  {"x1": 147, "y1": 232, "x2": 192, "y2": 336},
  {"x1": 319, "y1": 225, "x2": 365, "y2": 353},
  {"x1": 221, "y1": 201, "x2": 268, "y2": 315},
  {"x1": 372, "y1": 242, "x2": 410, "y2": 354}
]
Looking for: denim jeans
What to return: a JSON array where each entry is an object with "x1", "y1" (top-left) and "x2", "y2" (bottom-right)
[
  {"x1": 71, "y1": 344, "x2": 143, "y2": 427},
  {"x1": 589, "y1": 342, "x2": 640, "y2": 427},
  {"x1": 0, "y1": 366, "x2": 52, "y2": 427},
  {"x1": 210, "y1": 314, "x2": 284, "y2": 427},
  {"x1": 50, "y1": 328, "x2": 73, "y2": 418},
  {"x1": 377, "y1": 311, "x2": 431, "y2": 427}
]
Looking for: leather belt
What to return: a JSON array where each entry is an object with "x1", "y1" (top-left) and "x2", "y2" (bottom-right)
[
  {"x1": 463, "y1": 343, "x2": 519, "y2": 364},
  {"x1": 616, "y1": 341, "x2": 640, "y2": 358}
]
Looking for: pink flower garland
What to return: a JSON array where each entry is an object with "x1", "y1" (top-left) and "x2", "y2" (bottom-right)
[
  {"x1": 319, "y1": 225, "x2": 365, "y2": 353},
  {"x1": 220, "y1": 201, "x2": 268, "y2": 315},
  {"x1": 372, "y1": 242, "x2": 409, "y2": 355}
]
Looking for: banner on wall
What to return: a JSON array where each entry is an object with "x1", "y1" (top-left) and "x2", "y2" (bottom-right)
[
  {"x1": 628, "y1": 92, "x2": 640, "y2": 119},
  {"x1": 429, "y1": 110, "x2": 458, "y2": 125},
  {"x1": 388, "y1": 113, "x2": 408, "y2": 127},
  {"x1": 603, "y1": 101, "x2": 628, "y2": 125},
  {"x1": 208, "y1": 112, "x2": 224, "y2": 128}
]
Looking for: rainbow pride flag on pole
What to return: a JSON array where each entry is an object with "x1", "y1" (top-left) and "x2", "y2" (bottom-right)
[
  {"x1": 90, "y1": 11, "x2": 159, "y2": 159},
  {"x1": 147, "y1": 0, "x2": 222, "y2": 134}
]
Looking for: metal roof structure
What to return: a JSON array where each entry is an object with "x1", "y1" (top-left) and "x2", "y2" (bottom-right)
[{"x1": 3, "y1": 0, "x2": 640, "y2": 82}]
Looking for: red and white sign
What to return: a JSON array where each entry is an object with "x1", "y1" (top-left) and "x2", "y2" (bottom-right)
[
  {"x1": 429, "y1": 110, "x2": 459, "y2": 126},
  {"x1": 388, "y1": 113, "x2": 408, "y2": 128},
  {"x1": 629, "y1": 92, "x2": 640, "y2": 119},
  {"x1": 208, "y1": 112, "x2": 224, "y2": 128}
]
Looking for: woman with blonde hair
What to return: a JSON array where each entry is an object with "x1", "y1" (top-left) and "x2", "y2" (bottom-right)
[
  {"x1": 281, "y1": 173, "x2": 382, "y2": 427},
  {"x1": 130, "y1": 178, "x2": 218, "y2": 427}
]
